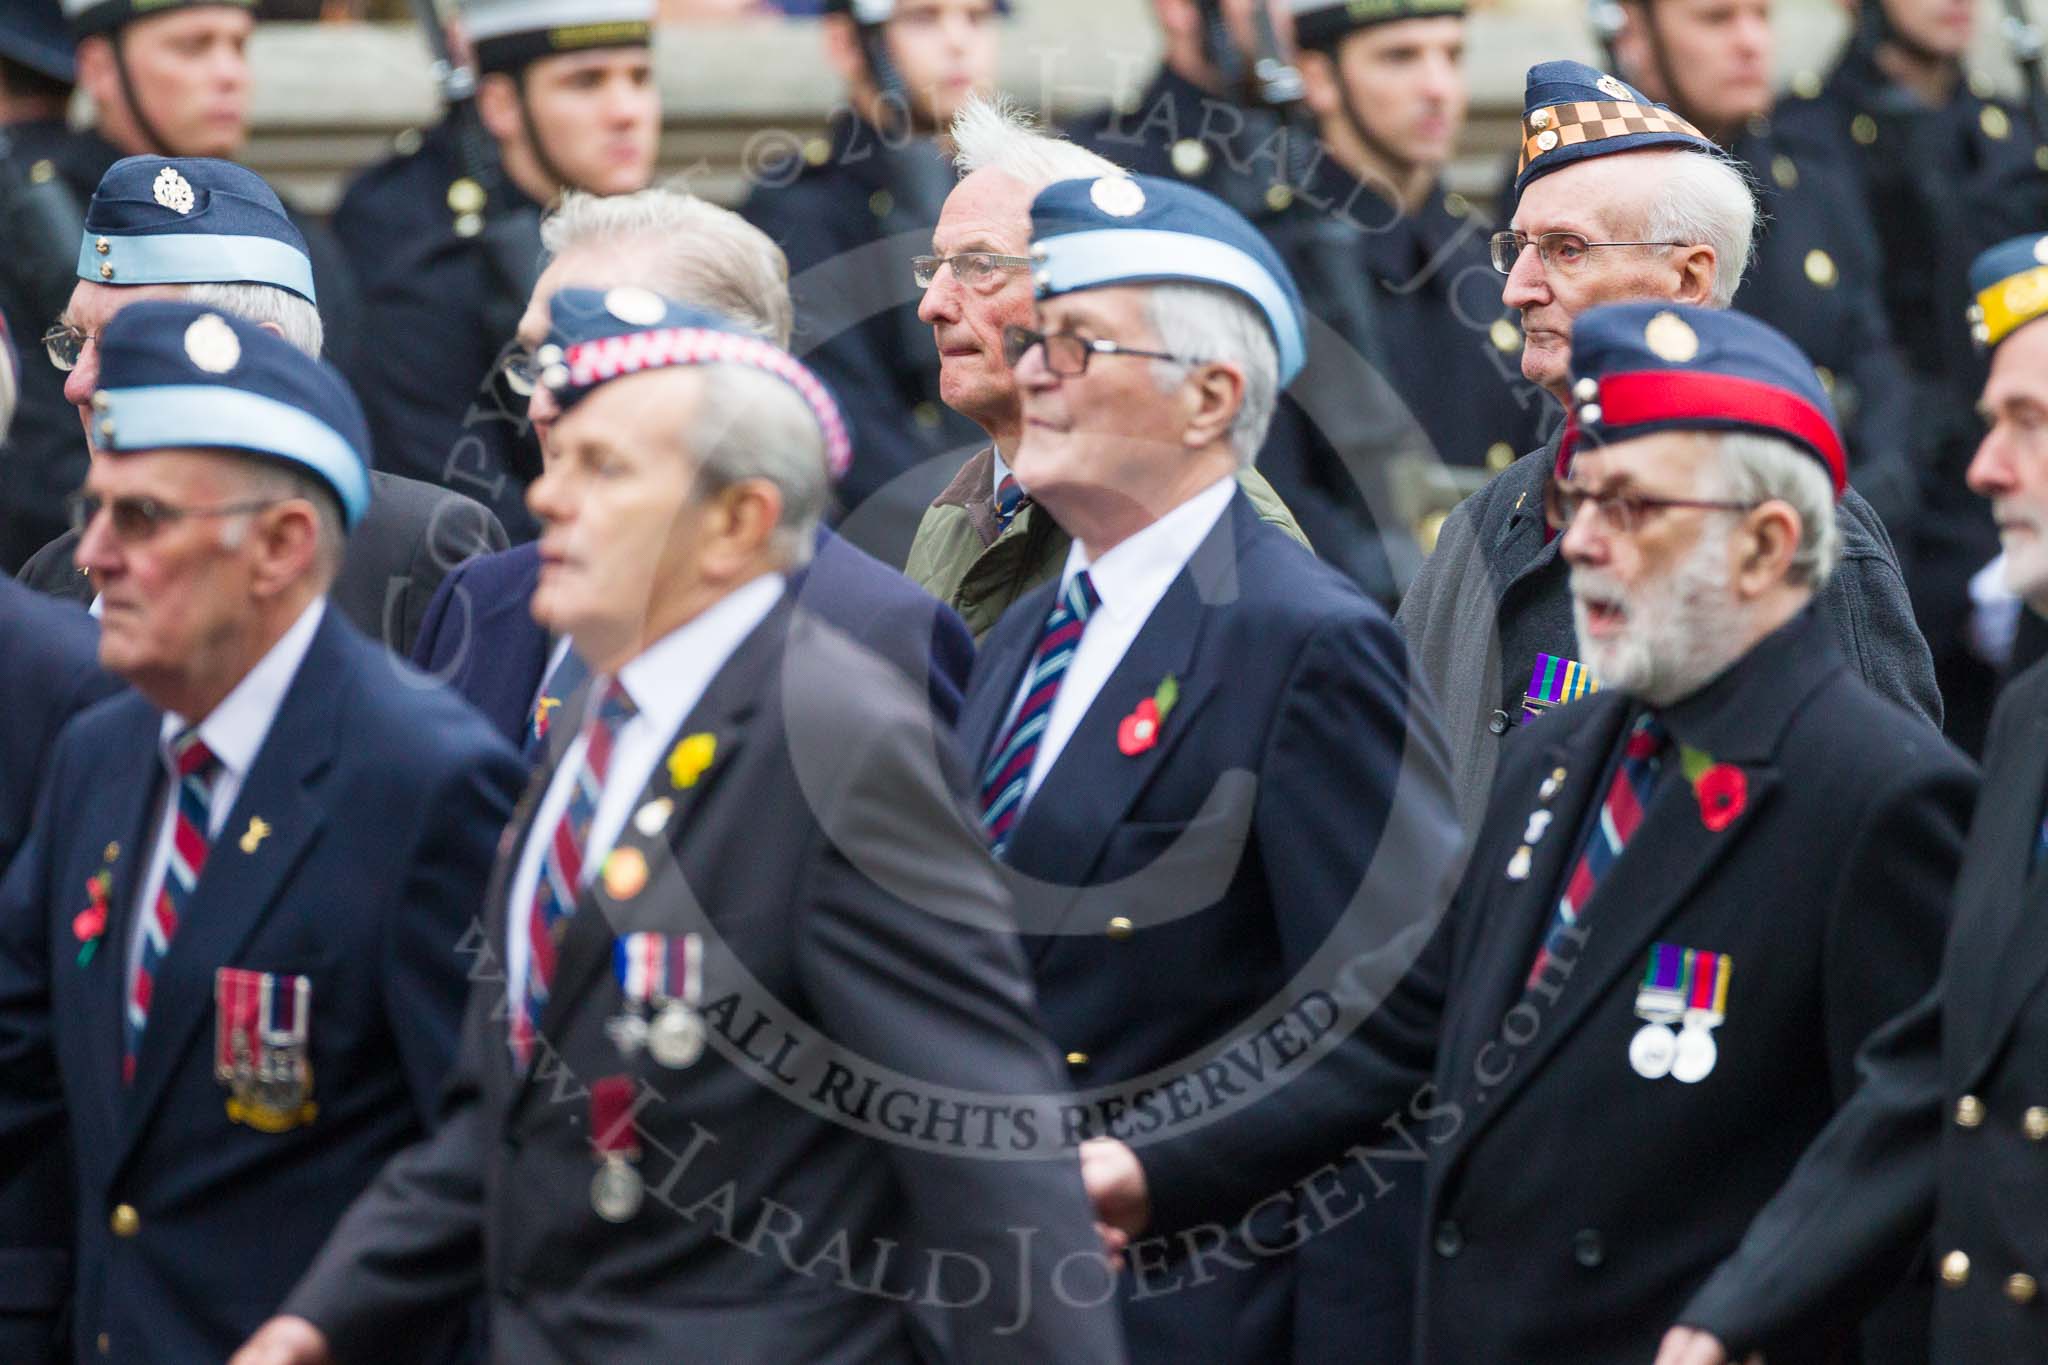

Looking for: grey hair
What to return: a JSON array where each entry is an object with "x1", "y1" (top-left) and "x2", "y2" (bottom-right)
[
  {"x1": 217, "y1": 456, "x2": 348, "y2": 588},
  {"x1": 1140, "y1": 283, "x2": 1279, "y2": 466},
  {"x1": 949, "y1": 92, "x2": 1124, "y2": 188},
  {"x1": 184, "y1": 281, "x2": 324, "y2": 358},
  {"x1": 684, "y1": 366, "x2": 827, "y2": 567},
  {"x1": 541, "y1": 185, "x2": 794, "y2": 348},
  {"x1": 1639, "y1": 151, "x2": 1758, "y2": 308},
  {"x1": 1707, "y1": 431, "x2": 1839, "y2": 590}
]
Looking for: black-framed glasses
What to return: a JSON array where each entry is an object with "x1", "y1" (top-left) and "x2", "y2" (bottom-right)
[
  {"x1": 1544, "y1": 479, "x2": 1760, "y2": 534},
  {"x1": 68, "y1": 492, "x2": 286, "y2": 543},
  {"x1": 1488, "y1": 230, "x2": 1690, "y2": 275},
  {"x1": 1000, "y1": 325, "x2": 1198, "y2": 376},
  {"x1": 911, "y1": 252, "x2": 1033, "y2": 289},
  {"x1": 43, "y1": 323, "x2": 98, "y2": 373}
]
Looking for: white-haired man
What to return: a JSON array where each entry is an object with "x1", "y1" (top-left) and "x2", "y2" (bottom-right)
[
  {"x1": 235, "y1": 288, "x2": 1124, "y2": 1365},
  {"x1": 16, "y1": 156, "x2": 506, "y2": 654},
  {"x1": 409, "y1": 185, "x2": 975, "y2": 751},
  {"x1": 955, "y1": 169, "x2": 1459, "y2": 1365},
  {"x1": 1084, "y1": 302, "x2": 1973, "y2": 1365},
  {"x1": 1393, "y1": 59, "x2": 1938, "y2": 827},
  {"x1": 903, "y1": 95, "x2": 1306, "y2": 639}
]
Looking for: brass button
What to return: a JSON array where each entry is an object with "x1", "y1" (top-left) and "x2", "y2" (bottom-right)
[
  {"x1": 2007, "y1": 1273, "x2": 2038, "y2": 1304},
  {"x1": 1771, "y1": 155, "x2": 1798, "y2": 190},
  {"x1": 1942, "y1": 1249, "x2": 1970, "y2": 1287},
  {"x1": 1791, "y1": 70, "x2": 1821, "y2": 100},
  {"x1": 394, "y1": 126, "x2": 424, "y2": 156},
  {"x1": 1170, "y1": 138, "x2": 1210, "y2": 179},
  {"x1": 1957, "y1": 1095, "x2": 1986, "y2": 1128},
  {"x1": 2036, "y1": 145, "x2": 2048, "y2": 173},
  {"x1": 1815, "y1": 365, "x2": 1836, "y2": 394},
  {"x1": 2025, "y1": 1106, "x2": 2048, "y2": 1141},
  {"x1": 97, "y1": 1332, "x2": 110, "y2": 1355},
  {"x1": 95, "y1": 236, "x2": 111, "y2": 256},
  {"x1": 446, "y1": 178, "x2": 486, "y2": 215},
  {"x1": 110, "y1": 1204, "x2": 140, "y2": 1238},
  {"x1": 1851, "y1": 114, "x2": 1878, "y2": 145},
  {"x1": 1983, "y1": 105, "x2": 2012, "y2": 141},
  {"x1": 803, "y1": 137, "x2": 831, "y2": 167},
  {"x1": 1803, "y1": 249, "x2": 1837, "y2": 289},
  {"x1": 1064, "y1": 1051, "x2": 1089, "y2": 1067},
  {"x1": 1106, "y1": 916, "x2": 1134, "y2": 941},
  {"x1": 1486, "y1": 441, "x2": 1516, "y2": 472},
  {"x1": 912, "y1": 401, "x2": 940, "y2": 429},
  {"x1": 1264, "y1": 184, "x2": 1293, "y2": 213},
  {"x1": 868, "y1": 189, "x2": 894, "y2": 219},
  {"x1": 1490, "y1": 318, "x2": 1521, "y2": 353},
  {"x1": 1443, "y1": 191, "x2": 1470, "y2": 219},
  {"x1": 29, "y1": 157, "x2": 55, "y2": 184},
  {"x1": 99, "y1": 263, "x2": 114, "y2": 281}
]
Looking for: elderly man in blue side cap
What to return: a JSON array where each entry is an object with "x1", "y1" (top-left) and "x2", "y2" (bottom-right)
[
  {"x1": 1657, "y1": 233, "x2": 2048, "y2": 1365},
  {"x1": 0, "y1": 301, "x2": 523, "y2": 1364},
  {"x1": 15, "y1": 156, "x2": 506, "y2": 654},
  {"x1": 1393, "y1": 59, "x2": 1939, "y2": 830},
  {"x1": 1086, "y1": 301, "x2": 1974, "y2": 1365},
  {"x1": 236, "y1": 289, "x2": 1122, "y2": 1365},
  {"x1": 958, "y1": 171, "x2": 1459, "y2": 1365}
]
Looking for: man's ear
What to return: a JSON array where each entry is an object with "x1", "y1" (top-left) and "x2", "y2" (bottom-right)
[
  {"x1": 821, "y1": 16, "x2": 869, "y2": 94},
  {"x1": 1734, "y1": 499, "x2": 1802, "y2": 597},
  {"x1": 701, "y1": 478, "x2": 786, "y2": 579},
  {"x1": 74, "y1": 36, "x2": 120, "y2": 115},
  {"x1": 245, "y1": 500, "x2": 322, "y2": 600},
  {"x1": 1674, "y1": 245, "x2": 1719, "y2": 306},
  {"x1": 1181, "y1": 360, "x2": 1246, "y2": 452},
  {"x1": 1297, "y1": 48, "x2": 1340, "y2": 120},
  {"x1": 476, "y1": 71, "x2": 524, "y2": 145}
]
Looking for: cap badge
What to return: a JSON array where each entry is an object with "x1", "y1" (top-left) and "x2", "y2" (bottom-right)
[
  {"x1": 603, "y1": 287, "x2": 669, "y2": 328},
  {"x1": 1535, "y1": 130, "x2": 1560, "y2": 153},
  {"x1": 1643, "y1": 310, "x2": 1700, "y2": 363},
  {"x1": 1528, "y1": 107, "x2": 1553, "y2": 131},
  {"x1": 2033, "y1": 236, "x2": 2048, "y2": 267},
  {"x1": 184, "y1": 314, "x2": 242, "y2": 374},
  {"x1": 153, "y1": 167, "x2": 195, "y2": 216},
  {"x1": 1089, "y1": 176, "x2": 1147, "y2": 218},
  {"x1": 1595, "y1": 75, "x2": 1629, "y2": 99}
]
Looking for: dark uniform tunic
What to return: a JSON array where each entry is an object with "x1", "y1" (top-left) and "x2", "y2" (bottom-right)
[
  {"x1": 1066, "y1": 63, "x2": 1294, "y2": 223},
  {"x1": 331, "y1": 117, "x2": 542, "y2": 542},
  {"x1": 739, "y1": 113, "x2": 983, "y2": 566}
]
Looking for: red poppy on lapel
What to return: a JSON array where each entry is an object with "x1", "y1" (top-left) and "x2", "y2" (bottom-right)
[
  {"x1": 1695, "y1": 763, "x2": 1747, "y2": 832},
  {"x1": 1118, "y1": 698, "x2": 1162, "y2": 756},
  {"x1": 74, "y1": 872, "x2": 111, "y2": 966}
]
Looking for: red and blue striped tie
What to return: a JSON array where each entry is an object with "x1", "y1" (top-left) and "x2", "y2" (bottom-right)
[
  {"x1": 1528, "y1": 713, "x2": 1667, "y2": 986},
  {"x1": 511, "y1": 679, "x2": 637, "y2": 1067},
  {"x1": 126, "y1": 732, "x2": 220, "y2": 1085},
  {"x1": 994, "y1": 473, "x2": 1027, "y2": 533},
  {"x1": 978, "y1": 571, "x2": 1100, "y2": 856}
]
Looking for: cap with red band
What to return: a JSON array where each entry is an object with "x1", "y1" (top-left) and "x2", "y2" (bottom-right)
[{"x1": 1560, "y1": 302, "x2": 1846, "y2": 499}]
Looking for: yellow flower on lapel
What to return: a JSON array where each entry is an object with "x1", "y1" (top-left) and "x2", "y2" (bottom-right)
[{"x1": 667, "y1": 733, "x2": 718, "y2": 790}]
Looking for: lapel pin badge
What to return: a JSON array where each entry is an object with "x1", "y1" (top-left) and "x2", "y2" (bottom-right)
[
  {"x1": 1538, "y1": 766, "x2": 1567, "y2": 802},
  {"x1": 1522, "y1": 810, "x2": 1553, "y2": 845},
  {"x1": 633, "y1": 797, "x2": 675, "y2": 838},
  {"x1": 1117, "y1": 674, "x2": 1181, "y2": 757},
  {"x1": 1506, "y1": 845, "x2": 1533, "y2": 881},
  {"x1": 239, "y1": 816, "x2": 272, "y2": 855},
  {"x1": 667, "y1": 733, "x2": 717, "y2": 790},
  {"x1": 603, "y1": 846, "x2": 650, "y2": 901}
]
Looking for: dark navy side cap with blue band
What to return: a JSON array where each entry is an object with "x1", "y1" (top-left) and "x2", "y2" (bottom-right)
[
  {"x1": 79, "y1": 157, "x2": 318, "y2": 304},
  {"x1": 93, "y1": 300, "x2": 371, "y2": 529}
]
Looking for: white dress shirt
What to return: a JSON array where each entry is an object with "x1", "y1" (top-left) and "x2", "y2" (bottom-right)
[
  {"x1": 128, "y1": 599, "x2": 327, "y2": 993},
  {"x1": 999, "y1": 475, "x2": 1236, "y2": 809},
  {"x1": 503, "y1": 574, "x2": 784, "y2": 1005}
]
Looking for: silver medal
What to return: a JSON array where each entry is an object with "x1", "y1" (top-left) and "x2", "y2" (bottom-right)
[
  {"x1": 591, "y1": 1158, "x2": 644, "y2": 1222},
  {"x1": 1671, "y1": 1025, "x2": 1718, "y2": 1083},
  {"x1": 605, "y1": 1012, "x2": 648, "y2": 1056},
  {"x1": 648, "y1": 1004, "x2": 706, "y2": 1069},
  {"x1": 1629, "y1": 1022, "x2": 1677, "y2": 1079}
]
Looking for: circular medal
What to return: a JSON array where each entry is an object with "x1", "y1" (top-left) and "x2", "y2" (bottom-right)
[
  {"x1": 1629, "y1": 1022, "x2": 1677, "y2": 1079},
  {"x1": 604, "y1": 1012, "x2": 649, "y2": 1056},
  {"x1": 649, "y1": 1004, "x2": 706, "y2": 1069},
  {"x1": 1672, "y1": 1025, "x2": 1718, "y2": 1083},
  {"x1": 591, "y1": 1158, "x2": 644, "y2": 1222}
]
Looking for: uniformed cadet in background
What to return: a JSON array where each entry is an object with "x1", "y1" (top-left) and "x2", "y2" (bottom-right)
[
  {"x1": 0, "y1": 0, "x2": 359, "y2": 575},
  {"x1": 1063, "y1": 0, "x2": 1297, "y2": 222},
  {"x1": 739, "y1": 0, "x2": 997, "y2": 567},
  {"x1": 1772, "y1": 0, "x2": 2048, "y2": 752},
  {"x1": 331, "y1": 0, "x2": 660, "y2": 543},
  {"x1": 0, "y1": 0, "x2": 89, "y2": 574},
  {"x1": 1606, "y1": 0, "x2": 1923, "y2": 537},
  {"x1": 1262, "y1": 0, "x2": 1548, "y2": 581},
  {"x1": 1657, "y1": 231, "x2": 2048, "y2": 1365}
]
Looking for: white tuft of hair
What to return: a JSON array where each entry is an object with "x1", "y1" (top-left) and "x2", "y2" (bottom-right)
[{"x1": 949, "y1": 92, "x2": 1125, "y2": 189}]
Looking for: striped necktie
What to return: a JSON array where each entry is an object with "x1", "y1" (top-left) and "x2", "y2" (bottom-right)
[
  {"x1": 1528, "y1": 712, "x2": 1667, "y2": 986},
  {"x1": 978, "y1": 571, "x2": 1100, "y2": 856},
  {"x1": 526, "y1": 646, "x2": 590, "y2": 761},
  {"x1": 511, "y1": 679, "x2": 637, "y2": 1067},
  {"x1": 994, "y1": 473, "x2": 1027, "y2": 534},
  {"x1": 127, "y1": 731, "x2": 221, "y2": 1085}
]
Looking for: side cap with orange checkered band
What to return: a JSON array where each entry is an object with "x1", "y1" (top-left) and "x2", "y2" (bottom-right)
[
  {"x1": 1967, "y1": 234, "x2": 2048, "y2": 351},
  {"x1": 1513, "y1": 60, "x2": 1719, "y2": 201}
]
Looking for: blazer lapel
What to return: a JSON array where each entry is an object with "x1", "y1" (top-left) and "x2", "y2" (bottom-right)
[
  {"x1": 956, "y1": 581, "x2": 1053, "y2": 770},
  {"x1": 1960, "y1": 703, "x2": 2048, "y2": 1081},
  {"x1": 113, "y1": 620, "x2": 346, "y2": 1175},
  {"x1": 514, "y1": 601, "x2": 781, "y2": 1112}
]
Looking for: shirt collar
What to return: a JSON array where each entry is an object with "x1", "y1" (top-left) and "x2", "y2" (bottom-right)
[
  {"x1": 991, "y1": 449, "x2": 1014, "y2": 504},
  {"x1": 1059, "y1": 475, "x2": 1236, "y2": 623},
  {"x1": 159, "y1": 599, "x2": 326, "y2": 780},
  {"x1": 603, "y1": 573, "x2": 786, "y2": 739}
]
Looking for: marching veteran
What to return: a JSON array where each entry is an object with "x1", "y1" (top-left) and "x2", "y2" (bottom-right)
[
  {"x1": 1656, "y1": 237, "x2": 2048, "y2": 1365},
  {"x1": 0, "y1": 301, "x2": 522, "y2": 1363},
  {"x1": 1084, "y1": 303, "x2": 1976, "y2": 1365},
  {"x1": 957, "y1": 170, "x2": 1459, "y2": 1363},
  {"x1": 1393, "y1": 60, "x2": 1937, "y2": 826},
  {"x1": 236, "y1": 292, "x2": 1124, "y2": 1365}
]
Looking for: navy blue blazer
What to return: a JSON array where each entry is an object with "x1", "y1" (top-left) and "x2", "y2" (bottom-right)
[
  {"x1": 410, "y1": 525, "x2": 976, "y2": 751},
  {"x1": 957, "y1": 490, "x2": 1462, "y2": 1365},
  {"x1": 0, "y1": 580, "x2": 118, "y2": 879},
  {"x1": 0, "y1": 607, "x2": 524, "y2": 1364}
]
